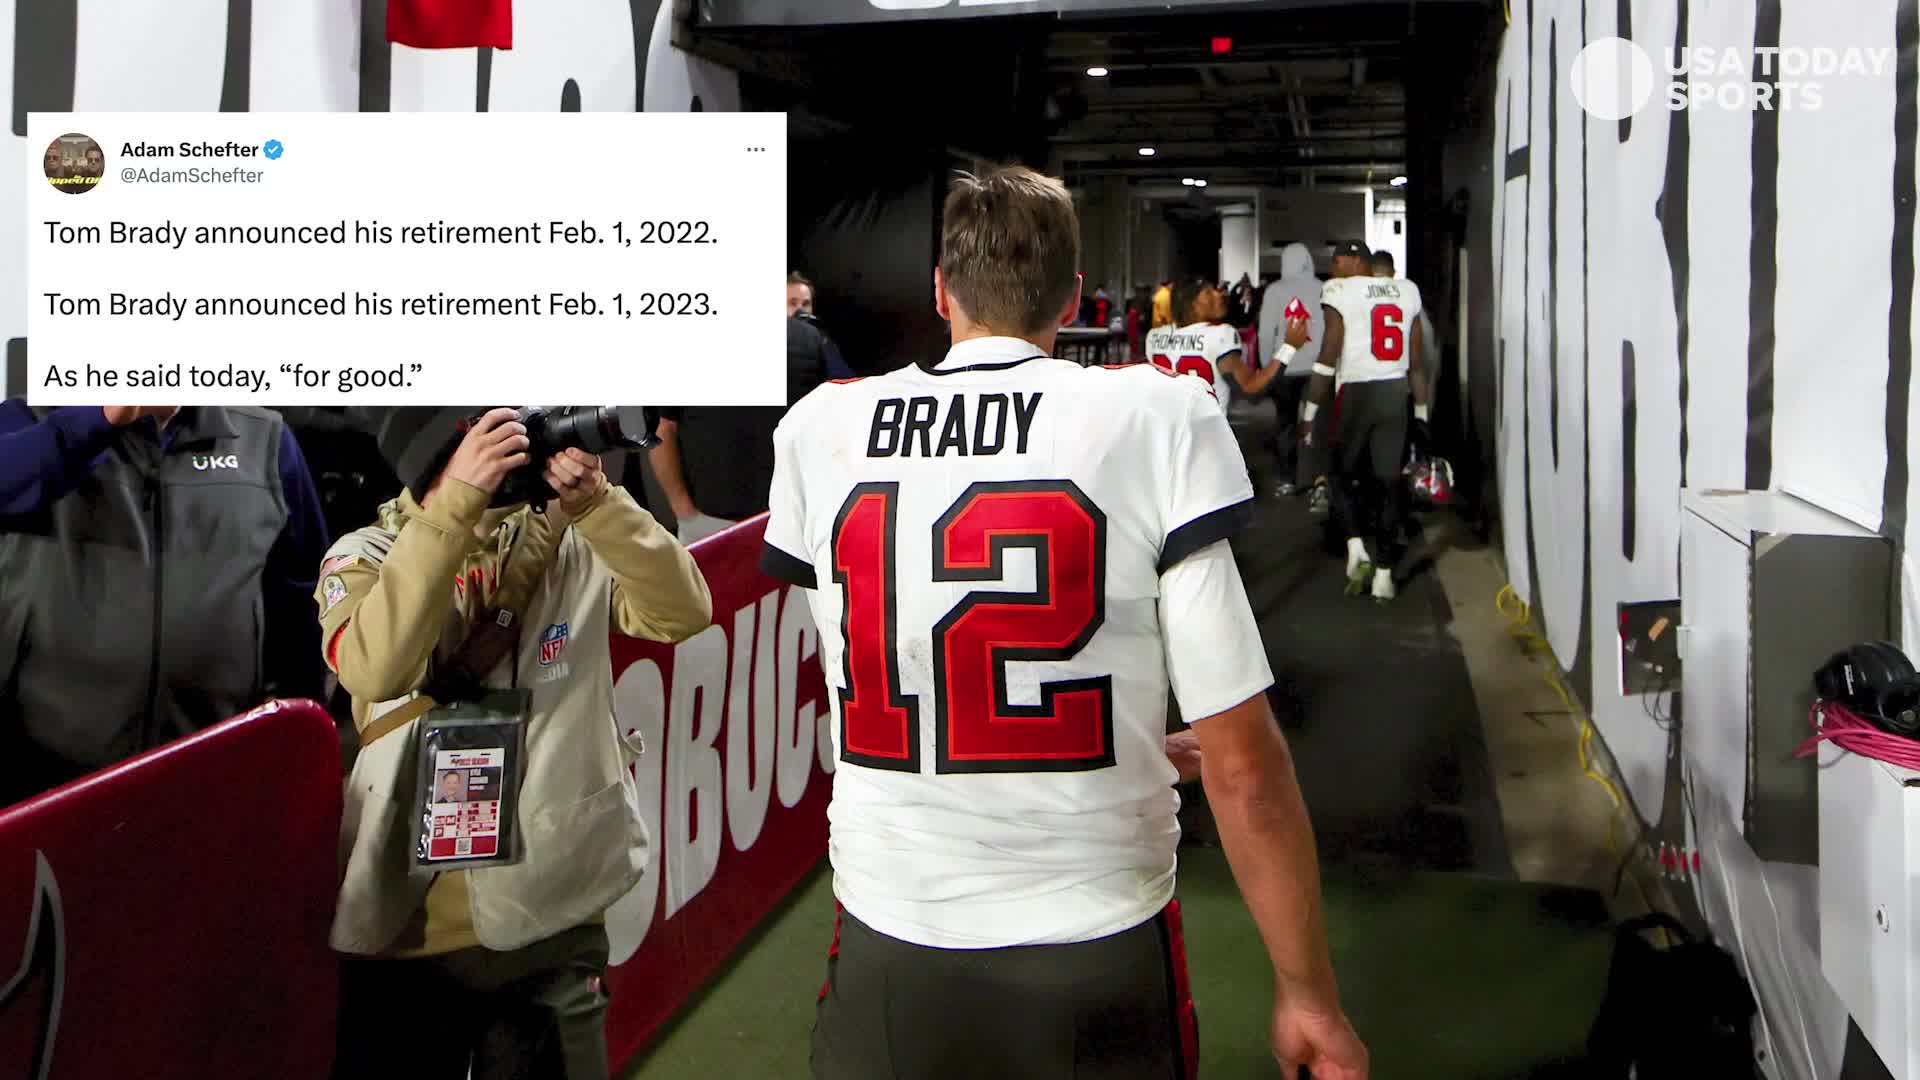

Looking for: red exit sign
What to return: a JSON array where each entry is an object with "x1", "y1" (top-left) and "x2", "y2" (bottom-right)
[{"x1": 1211, "y1": 36, "x2": 1232, "y2": 55}]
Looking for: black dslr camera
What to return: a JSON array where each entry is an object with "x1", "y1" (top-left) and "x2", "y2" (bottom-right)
[{"x1": 467, "y1": 406, "x2": 659, "y2": 510}]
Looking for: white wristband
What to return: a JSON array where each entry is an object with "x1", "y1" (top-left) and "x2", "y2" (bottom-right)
[
  {"x1": 1312, "y1": 363, "x2": 1337, "y2": 378},
  {"x1": 1414, "y1": 404, "x2": 1430, "y2": 422},
  {"x1": 1302, "y1": 402, "x2": 1320, "y2": 422},
  {"x1": 1271, "y1": 344, "x2": 1296, "y2": 367}
]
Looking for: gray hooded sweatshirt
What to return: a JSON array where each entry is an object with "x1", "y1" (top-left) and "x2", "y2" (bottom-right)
[{"x1": 1259, "y1": 242, "x2": 1324, "y2": 376}]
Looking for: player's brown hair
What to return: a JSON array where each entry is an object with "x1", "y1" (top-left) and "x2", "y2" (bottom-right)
[
  {"x1": 940, "y1": 165, "x2": 1080, "y2": 337},
  {"x1": 1170, "y1": 278, "x2": 1210, "y2": 325},
  {"x1": 787, "y1": 271, "x2": 811, "y2": 288}
]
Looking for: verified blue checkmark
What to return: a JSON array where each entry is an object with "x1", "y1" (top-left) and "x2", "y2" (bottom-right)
[{"x1": 262, "y1": 139, "x2": 284, "y2": 160}]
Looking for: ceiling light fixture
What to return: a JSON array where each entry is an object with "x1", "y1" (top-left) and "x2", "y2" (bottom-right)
[
  {"x1": 1193, "y1": 179, "x2": 1208, "y2": 188},
  {"x1": 1389, "y1": 175, "x2": 1409, "y2": 187},
  {"x1": 1087, "y1": 66, "x2": 1109, "y2": 77},
  {"x1": 1181, "y1": 178, "x2": 1195, "y2": 186},
  {"x1": 1138, "y1": 146, "x2": 1156, "y2": 157}
]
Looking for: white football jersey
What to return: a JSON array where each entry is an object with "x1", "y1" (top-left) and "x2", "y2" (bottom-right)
[
  {"x1": 1322, "y1": 276, "x2": 1423, "y2": 386},
  {"x1": 1143, "y1": 321, "x2": 1243, "y2": 403},
  {"x1": 762, "y1": 335, "x2": 1273, "y2": 949}
]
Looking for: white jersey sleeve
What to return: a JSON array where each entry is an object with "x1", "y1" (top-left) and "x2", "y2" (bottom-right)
[
  {"x1": 1156, "y1": 379, "x2": 1255, "y2": 569},
  {"x1": 1160, "y1": 540, "x2": 1273, "y2": 722},
  {"x1": 760, "y1": 398, "x2": 816, "y2": 587},
  {"x1": 1204, "y1": 323, "x2": 1243, "y2": 401},
  {"x1": 1203, "y1": 322, "x2": 1243, "y2": 364}
]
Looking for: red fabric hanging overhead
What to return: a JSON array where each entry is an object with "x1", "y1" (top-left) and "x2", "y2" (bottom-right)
[{"x1": 388, "y1": 0, "x2": 512, "y2": 50}]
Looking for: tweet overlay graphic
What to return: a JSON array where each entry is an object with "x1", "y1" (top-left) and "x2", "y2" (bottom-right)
[
  {"x1": 43, "y1": 133, "x2": 105, "y2": 195},
  {"x1": 26, "y1": 113, "x2": 788, "y2": 406},
  {"x1": 1571, "y1": 37, "x2": 1892, "y2": 117}
]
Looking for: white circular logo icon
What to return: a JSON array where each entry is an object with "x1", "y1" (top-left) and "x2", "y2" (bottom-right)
[{"x1": 1571, "y1": 37, "x2": 1656, "y2": 119}]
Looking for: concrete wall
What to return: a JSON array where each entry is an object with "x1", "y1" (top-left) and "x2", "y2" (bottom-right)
[
  {"x1": 1261, "y1": 188, "x2": 1369, "y2": 271},
  {"x1": 1073, "y1": 176, "x2": 1133, "y2": 299}
]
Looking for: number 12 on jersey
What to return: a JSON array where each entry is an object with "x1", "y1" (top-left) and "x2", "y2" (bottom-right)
[{"x1": 830, "y1": 480, "x2": 1115, "y2": 774}]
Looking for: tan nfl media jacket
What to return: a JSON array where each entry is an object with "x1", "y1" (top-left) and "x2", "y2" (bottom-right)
[{"x1": 316, "y1": 475, "x2": 711, "y2": 957}]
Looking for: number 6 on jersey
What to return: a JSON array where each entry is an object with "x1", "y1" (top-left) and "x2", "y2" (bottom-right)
[{"x1": 831, "y1": 479, "x2": 1114, "y2": 775}]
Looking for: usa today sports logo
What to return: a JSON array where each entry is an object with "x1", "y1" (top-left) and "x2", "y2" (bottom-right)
[{"x1": 1571, "y1": 37, "x2": 1894, "y2": 119}]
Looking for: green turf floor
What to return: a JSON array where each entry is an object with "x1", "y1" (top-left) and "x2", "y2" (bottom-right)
[{"x1": 620, "y1": 851, "x2": 1614, "y2": 1079}]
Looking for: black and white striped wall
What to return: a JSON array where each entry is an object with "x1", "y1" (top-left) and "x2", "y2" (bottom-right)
[{"x1": 1494, "y1": 2, "x2": 1914, "y2": 1075}]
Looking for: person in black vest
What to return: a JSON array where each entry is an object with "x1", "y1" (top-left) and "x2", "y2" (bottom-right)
[
  {"x1": 788, "y1": 270, "x2": 855, "y2": 379},
  {"x1": 0, "y1": 401, "x2": 330, "y2": 803}
]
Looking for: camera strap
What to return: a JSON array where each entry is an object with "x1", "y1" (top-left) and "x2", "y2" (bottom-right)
[
  {"x1": 438, "y1": 509, "x2": 566, "y2": 695},
  {"x1": 359, "y1": 511, "x2": 565, "y2": 747}
]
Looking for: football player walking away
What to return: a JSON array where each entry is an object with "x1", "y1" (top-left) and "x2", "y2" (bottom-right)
[
  {"x1": 1145, "y1": 279, "x2": 1307, "y2": 409},
  {"x1": 1370, "y1": 249, "x2": 1439, "y2": 406},
  {"x1": 1303, "y1": 239, "x2": 1428, "y2": 604},
  {"x1": 761, "y1": 165, "x2": 1366, "y2": 1080}
]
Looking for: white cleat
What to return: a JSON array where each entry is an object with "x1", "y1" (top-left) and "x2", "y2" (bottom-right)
[
  {"x1": 1345, "y1": 538, "x2": 1371, "y2": 579},
  {"x1": 1371, "y1": 567, "x2": 1396, "y2": 604}
]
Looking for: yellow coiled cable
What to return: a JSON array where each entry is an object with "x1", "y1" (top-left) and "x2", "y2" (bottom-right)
[{"x1": 1494, "y1": 584, "x2": 1664, "y2": 922}]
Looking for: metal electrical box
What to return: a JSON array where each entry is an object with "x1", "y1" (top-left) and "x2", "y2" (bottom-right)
[{"x1": 1678, "y1": 489, "x2": 1891, "y2": 866}]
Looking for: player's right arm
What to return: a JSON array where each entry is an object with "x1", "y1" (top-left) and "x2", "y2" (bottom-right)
[
  {"x1": 1154, "y1": 385, "x2": 1365, "y2": 1078},
  {"x1": 1165, "y1": 552, "x2": 1366, "y2": 1079},
  {"x1": 1188, "y1": 688, "x2": 1366, "y2": 1079},
  {"x1": 759, "y1": 404, "x2": 817, "y2": 589}
]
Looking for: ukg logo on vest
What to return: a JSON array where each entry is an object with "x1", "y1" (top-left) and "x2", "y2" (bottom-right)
[{"x1": 1571, "y1": 36, "x2": 1893, "y2": 119}]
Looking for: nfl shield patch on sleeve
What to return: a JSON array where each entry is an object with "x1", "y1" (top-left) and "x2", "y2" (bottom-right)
[
  {"x1": 537, "y1": 623, "x2": 571, "y2": 683},
  {"x1": 539, "y1": 623, "x2": 569, "y2": 666}
]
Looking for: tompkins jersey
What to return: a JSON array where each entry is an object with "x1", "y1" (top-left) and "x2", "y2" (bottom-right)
[
  {"x1": 761, "y1": 336, "x2": 1272, "y2": 949},
  {"x1": 1144, "y1": 321, "x2": 1243, "y2": 404},
  {"x1": 1322, "y1": 276, "x2": 1423, "y2": 386}
]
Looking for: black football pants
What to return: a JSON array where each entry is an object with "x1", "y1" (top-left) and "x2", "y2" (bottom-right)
[
  {"x1": 812, "y1": 903, "x2": 1198, "y2": 1080},
  {"x1": 1331, "y1": 377, "x2": 1411, "y2": 567}
]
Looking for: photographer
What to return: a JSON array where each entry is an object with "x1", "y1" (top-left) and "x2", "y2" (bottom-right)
[{"x1": 322, "y1": 407, "x2": 711, "y2": 1080}]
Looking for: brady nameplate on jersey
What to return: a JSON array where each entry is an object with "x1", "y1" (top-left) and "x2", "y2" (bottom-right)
[{"x1": 867, "y1": 393, "x2": 1043, "y2": 458}]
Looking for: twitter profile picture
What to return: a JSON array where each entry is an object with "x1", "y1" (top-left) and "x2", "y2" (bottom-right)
[{"x1": 44, "y1": 133, "x2": 105, "y2": 195}]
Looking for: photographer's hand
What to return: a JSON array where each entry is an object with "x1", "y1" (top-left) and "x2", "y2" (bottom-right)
[
  {"x1": 434, "y1": 407, "x2": 529, "y2": 501},
  {"x1": 545, "y1": 447, "x2": 606, "y2": 515}
]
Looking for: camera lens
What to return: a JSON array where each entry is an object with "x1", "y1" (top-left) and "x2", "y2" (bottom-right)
[
  {"x1": 541, "y1": 406, "x2": 653, "y2": 455},
  {"x1": 600, "y1": 407, "x2": 650, "y2": 448}
]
